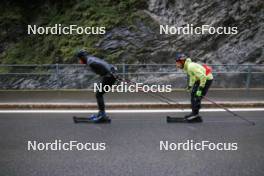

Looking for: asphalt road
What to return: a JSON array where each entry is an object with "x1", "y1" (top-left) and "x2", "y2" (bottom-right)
[{"x1": 0, "y1": 111, "x2": 264, "y2": 176}]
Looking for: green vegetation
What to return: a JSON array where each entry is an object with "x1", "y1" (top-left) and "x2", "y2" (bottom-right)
[{"x1": 0, "y1": 0, "x2": 147, "y2": 64}]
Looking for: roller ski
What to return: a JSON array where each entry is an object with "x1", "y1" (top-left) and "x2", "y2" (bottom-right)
[
  {"x1": 167, "y1": 113, "x2": 203, "y2": 123},
  {"x1": 73, "y1": 111, "x2": 111, "y2": 123}
]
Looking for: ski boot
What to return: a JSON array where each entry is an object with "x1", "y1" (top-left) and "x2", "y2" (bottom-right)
[
  {"x1": 89, "y1": 111, "x2": 110, "y2": 123},
  {"x1": 184, "y1": 113, "x2": 203, "y2": 123}
]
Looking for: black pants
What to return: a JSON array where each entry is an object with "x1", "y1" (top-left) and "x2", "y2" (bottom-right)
[
  {"x1": 191, "y1": 80, "x2": 213, "y2": 114},
  {"x1": 96, "y1": 74, "x2": 116, "y2": 112}
]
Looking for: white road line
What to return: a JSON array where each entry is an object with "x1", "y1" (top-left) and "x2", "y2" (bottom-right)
[{"x1": 0, "y1": 108, "x2": 263, "y2": 113}]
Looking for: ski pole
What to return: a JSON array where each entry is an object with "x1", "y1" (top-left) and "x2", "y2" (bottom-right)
[{"x1": 203, "y1": 96, "x2": 255, "y2": 126}]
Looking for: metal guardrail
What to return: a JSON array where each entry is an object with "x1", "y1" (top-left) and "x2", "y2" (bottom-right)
[{"x1": 0, "y1": 64, "x2": 264, "y2": 89}]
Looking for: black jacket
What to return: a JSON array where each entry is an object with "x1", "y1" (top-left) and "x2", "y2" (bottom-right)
[{"x1": 86, "y1": 56, "x2": 116, "y2": 76}]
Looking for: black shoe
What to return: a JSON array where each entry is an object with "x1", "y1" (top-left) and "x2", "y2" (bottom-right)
[
  {"x1": 184, "y1": 112, "x2": 198, "y2": 119},
  {"x1": 184, "y1": 113, "x2": 203, "y2": 123},
  {"x1": 94, "y1": 111, "x2": 110, "y2": 123},
  {"x1": 187, "y1": 116, "x2": 203, "y2": 123}
]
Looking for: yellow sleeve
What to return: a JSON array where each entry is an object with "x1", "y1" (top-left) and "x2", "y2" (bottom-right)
[
  {"x1": 189, "y1": 73, "x2": 196, "y2": 87},
  {"x1": 194, "y1": 69, "x2": 207, "y2": 88}
]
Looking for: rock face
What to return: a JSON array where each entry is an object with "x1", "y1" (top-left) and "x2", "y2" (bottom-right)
[
  {"x1": 146, "y1": 0, "x2": 263, "y2": 64},
  {"x1": 99, "y1": 0, "x2": 263, "y2": 65},
  {"x1": 0, "y1": 66, "x2": 100, "y2": 89}
]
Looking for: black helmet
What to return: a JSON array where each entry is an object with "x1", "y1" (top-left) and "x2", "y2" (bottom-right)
[
  {"x1": 175, "y1": 52, "x2": 186, "y2": 62},
  {"x1": 76, "y1": 50, "x2": 89, "y2": 58}
]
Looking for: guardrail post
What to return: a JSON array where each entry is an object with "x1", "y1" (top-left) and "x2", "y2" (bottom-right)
[
  {"x1": 122, "y1": 63, "x2": 126, "y2": 80},
  {"x1": 246, "y1": 65, "x2": 252, "y2": 91},
  {"x1": 56, "y1": 63, "x2": 60, "y2": 89}
]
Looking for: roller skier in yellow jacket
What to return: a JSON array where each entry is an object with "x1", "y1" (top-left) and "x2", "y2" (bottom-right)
[{"x1": 175, "y1": 53, "x2": 213, "y2": 122}]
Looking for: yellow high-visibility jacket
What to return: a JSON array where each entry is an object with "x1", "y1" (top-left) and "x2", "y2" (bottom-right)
[{"x1": 183, "y1": 58, "x2": 213, "y2": 88}]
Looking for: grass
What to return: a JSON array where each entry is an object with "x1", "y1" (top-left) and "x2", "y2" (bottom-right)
[{"x1": 0, "y1": 0, "x2": 147, "y2": 65}]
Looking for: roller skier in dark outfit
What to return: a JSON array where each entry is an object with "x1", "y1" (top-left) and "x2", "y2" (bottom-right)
[{"x1": 76, "y1": 50, "x2": 117, "y2": 122}]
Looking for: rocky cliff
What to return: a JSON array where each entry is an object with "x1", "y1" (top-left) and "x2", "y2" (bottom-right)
[{"x1": 99, "y1": 0, "x2": 263, "y2": 65}]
